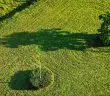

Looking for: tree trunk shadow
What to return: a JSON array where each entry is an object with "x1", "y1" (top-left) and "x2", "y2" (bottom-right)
[{"x1": 0, "y1": 28, "x2": 103, "y2": 51}]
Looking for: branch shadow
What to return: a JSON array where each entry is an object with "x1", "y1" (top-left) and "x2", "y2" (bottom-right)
[
  {"x1": 9, "y1": 70, "x2": 34, "y2": 90},
  {"x1": 0, "y1": 0, "x2": 37, "y2": 22},
  {"x1": 0, "y1": 28, "x2": 101, "y2": 51}
]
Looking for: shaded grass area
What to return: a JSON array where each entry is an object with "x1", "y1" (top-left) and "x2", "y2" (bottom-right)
[
  {"x1": 0, "y1": 0, "x2": 110, "y2": 96},
  {"x1": 0, "y1": 0, "x2": 37, "y2": 22},
  {"x1": 9, "y1": 70, "x2": 34, "y2": 90},
  {"x1": 0, "y1": 28, "x2": 101, "y2": 51}
]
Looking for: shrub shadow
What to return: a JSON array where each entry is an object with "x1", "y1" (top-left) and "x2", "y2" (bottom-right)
[
  {"x1": 0, "y1": 0, "x2": 37, "y2": 22},
  {"x1": 0, "y1": 28, "x2": 101, "y2": 51},
  {"x1": 9, "y1": 70, "x2": 34, "y2": 90}
]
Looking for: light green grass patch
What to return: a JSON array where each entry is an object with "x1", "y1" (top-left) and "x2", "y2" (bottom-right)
[{"x1": 0, "y1": 0, "x2": 110, "y2": 96}]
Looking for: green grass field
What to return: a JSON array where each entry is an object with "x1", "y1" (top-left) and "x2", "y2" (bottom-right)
[{"x1": 0, "y1": 0, "x2": 110, "y2": 96}]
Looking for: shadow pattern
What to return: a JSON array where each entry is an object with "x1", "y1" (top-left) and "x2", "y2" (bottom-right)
[
  {"x1": 0, "y1": 0, "x2": 37, "y2": 22},
  {"x1": 0, "y1": 28, "x2": 101, "y2": 51},
  {"x1": 9, "y1": 70, "x2": 34, "y2": 90}
]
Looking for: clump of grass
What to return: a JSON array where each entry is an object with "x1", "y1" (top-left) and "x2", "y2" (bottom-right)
[
  {"x1": 29, "y1": 67, "x2": 54, "y2": 90},
  {"x1": 98, "y1": 12, "x2": 110, "y2": 45}
]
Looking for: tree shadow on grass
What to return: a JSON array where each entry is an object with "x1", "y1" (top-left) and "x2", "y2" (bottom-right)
[
  {"x1": 0, "y1": 0, "x2": 37, "y2": 22},
  {"x1": 9, "y1": 70, "x2": 34, "y2": 90},
  {"x1": 0, "y1": 28, "x2": 101, "y2": 51}
]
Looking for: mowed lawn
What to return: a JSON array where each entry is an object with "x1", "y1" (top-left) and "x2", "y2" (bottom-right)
[{"x1": 0, "y1": 0, "x2": 110, "y2": 96}]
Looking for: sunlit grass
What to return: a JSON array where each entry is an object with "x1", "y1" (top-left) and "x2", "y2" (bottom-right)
[
  {"x1": 0, "y1": 0, "x2": 110, "y2": 96},
  {"x1": 0, "y1": 0, "x2": 27, "y2": 16}
]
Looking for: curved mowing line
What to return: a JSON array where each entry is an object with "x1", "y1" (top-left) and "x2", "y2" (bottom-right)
[{"x1": 0, "y1": 59, "x2": 54, "y2": 92}]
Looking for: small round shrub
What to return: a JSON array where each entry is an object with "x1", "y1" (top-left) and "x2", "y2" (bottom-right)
[
  {"x1": 29, "y1": 67, "x2": 53, "y2": 89},
  {"x1": 99, "y1": 12, "x2": 110, "y2": 45}
]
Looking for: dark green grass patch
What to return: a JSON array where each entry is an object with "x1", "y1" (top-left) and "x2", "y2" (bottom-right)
[
  {"x1": 0, "y1": 0, "x2": 110, "y2": 96},
  {"x1": 9, "y1": 70, "x2": 33, "y2": 90},
  {"x1": 9, "y1": 67, "x2": 53, "y2": 90},
  {"x1": 0, "y1": 28, "x2": 101, "y2": 51}
]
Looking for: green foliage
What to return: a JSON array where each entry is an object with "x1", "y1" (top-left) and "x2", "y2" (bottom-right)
[
  {"x1": 29, "y1": 68, "x2": 52, "y2": 89},
  {"x1": 99, "y1": 12, "x2": 110, "y2": 45}
]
